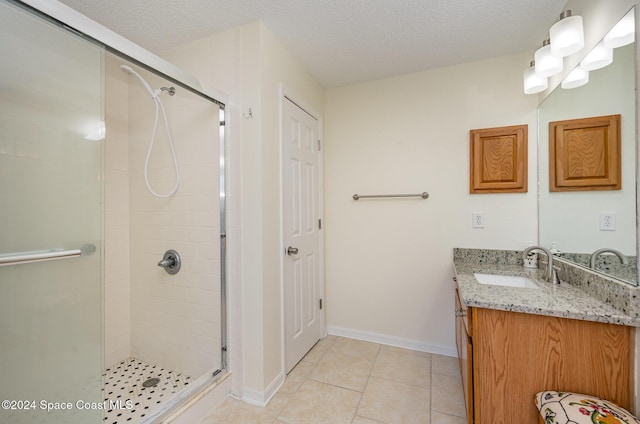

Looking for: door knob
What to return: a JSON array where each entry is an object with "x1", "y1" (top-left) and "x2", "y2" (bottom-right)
[{"x1": 287, "y1": 246, "x2": 299, "y2": 255}]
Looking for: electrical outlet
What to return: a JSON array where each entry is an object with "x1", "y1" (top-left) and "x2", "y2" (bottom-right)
[
  {"x1": 472, "y1": 212, "x2": 485, "y2": 229},
  {"x1": 599, "y1": 212, "x2": 616, "y2": 231}
]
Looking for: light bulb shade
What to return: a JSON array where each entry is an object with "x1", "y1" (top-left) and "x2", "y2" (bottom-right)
[
  {"x1": 604, "y1": 10, "x2": 635, "y2": 48},
  {"x1": 85, "y1": 121, "x2": 106, "y2": 141},
  {"x1": 534, "y1": 43, "x2": 563, "y2": 77},
  {"x1": 523, "y1": 66, "x2": 548, "y2": 94},
  {"x1": 550, "y1": 14, "x2": 584, "y2": 57},
  {"x1": 561, "y1": 66, "x2": 589, "y2": 89},
  {"x1": 580, "y1": 42, "x2": 613, "y2": 71}
]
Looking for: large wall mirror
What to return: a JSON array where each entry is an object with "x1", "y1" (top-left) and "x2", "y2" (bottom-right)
[{"x1": 538, "y1": 7, "x2": 637, "y2": 286}]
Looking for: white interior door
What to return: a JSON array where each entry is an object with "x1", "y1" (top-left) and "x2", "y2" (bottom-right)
[{"x1": 282, "y1": 97, "x2": 323, "y2": 373}]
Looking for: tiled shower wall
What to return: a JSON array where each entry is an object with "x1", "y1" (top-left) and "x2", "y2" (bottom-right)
[{"x1": 104, "y1": 55, "x2": 222, "y2": 378}]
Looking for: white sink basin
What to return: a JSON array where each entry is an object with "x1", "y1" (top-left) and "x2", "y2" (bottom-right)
[{"x1": 473, "y1": 272, "x2": 539, "y2": 289}]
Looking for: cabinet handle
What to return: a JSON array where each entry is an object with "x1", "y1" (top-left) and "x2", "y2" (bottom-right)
[{"x1": 455, "y1": 308, "x2": 467, "y2": 317}]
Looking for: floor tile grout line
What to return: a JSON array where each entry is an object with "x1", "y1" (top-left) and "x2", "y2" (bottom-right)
[
  {"x1": 365, "y1": 350, "x2": 433, "y2": 390},
  {"x1": 273, "y1": 358, "x2": 318, "y2": 423},
  {"x1": 429, "y1": 353, "x2": 434, "y2": 422},
  {"x1": 350, "y1": 342, "x2": 381, "y2": 423},
  {"x1": 275, "y1": 336, "x2": 336, "y2": 424}
]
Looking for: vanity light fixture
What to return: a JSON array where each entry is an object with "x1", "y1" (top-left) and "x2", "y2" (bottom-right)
[
  {"x1": 561, "y1": 66, "x2": 589, "y2": 89},
  {"x1": 580, "y1": 41, "x2": 613, "y2": 71},
  {"x1": 535, "y1": 39, "x2": 563, "y2": 77},
  {"x1": 604, "y1": 9, "x2": 635, "y2": 48},
  {"x1": 550, "y1": 10, "x2": 584, "y2": 58},
  {"x1": 523, "y1": 60, "x2": 548, "y2": 94}
]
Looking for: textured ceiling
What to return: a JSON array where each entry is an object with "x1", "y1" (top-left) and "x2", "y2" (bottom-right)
[{"x1": 58, "y1": 0, "x2": 567, "y2": 88}]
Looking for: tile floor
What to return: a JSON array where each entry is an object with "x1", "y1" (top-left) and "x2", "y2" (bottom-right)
[
  {"x1": 202, "y1": 336, "x2": 466, "y2": 424},
  {"x1": 102, "y1": 358, "x2": 193, "y2": 424}
]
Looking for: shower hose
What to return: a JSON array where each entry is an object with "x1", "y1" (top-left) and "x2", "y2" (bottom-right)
[{"x1": 145, "y1": 95, "x2": 180, "y2": 198}]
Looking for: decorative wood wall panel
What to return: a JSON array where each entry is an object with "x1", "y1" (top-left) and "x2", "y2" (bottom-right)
[
  {"x1": 549, "y1": 115, "x2": 621, "y2": 192},
  {"x1": 469, "y1": 125, "x2": 527, "y2": 194}
]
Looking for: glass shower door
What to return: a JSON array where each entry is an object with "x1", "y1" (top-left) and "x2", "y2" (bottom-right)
[{"x1": 0, "y1": 1, "x2": 104, "y2": 423}]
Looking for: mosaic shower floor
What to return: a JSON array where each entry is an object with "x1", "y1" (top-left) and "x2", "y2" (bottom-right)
[{"x1": 102, "y1": 358, "x2": 192, "y2": 424}]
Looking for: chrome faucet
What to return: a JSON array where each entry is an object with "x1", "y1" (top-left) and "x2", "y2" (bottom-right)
[
  {"x1": 589, "y1": 248, "x2": 628, "y2": 269},
  {"x1": 523, "y1": 245, "x2": 558, "y2": 283}
]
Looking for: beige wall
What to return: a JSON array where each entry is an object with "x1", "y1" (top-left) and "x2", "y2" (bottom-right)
[
  {"x1": 324, "y1": 53, "x2": 538, "y2": 353},
  {"x1": 257, "y1": 22, "x2": 324, "y2": 392},
  {"x1": 165, "y1": 21, "x2": 324, "y2": 402}
]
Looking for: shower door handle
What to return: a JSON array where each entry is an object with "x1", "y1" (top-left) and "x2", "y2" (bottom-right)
[
  {"x1": 0, "y1": 244, "x2": 95, "y2": 267},
  {"x1": 287, "y1": 246, "x2": 299, "y2": 256}
]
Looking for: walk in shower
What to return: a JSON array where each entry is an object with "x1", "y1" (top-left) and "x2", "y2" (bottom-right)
[{"x1": 0, "y1": 1, "x2": 227, "y2": 423}]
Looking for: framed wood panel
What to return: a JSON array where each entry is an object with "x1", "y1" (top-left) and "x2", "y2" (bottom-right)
[
  {"x1": 470, "y1": 125, "x2": 528, "y2": 194},
  {"x1": 549, "y1": 114, "x2": 621, "y2": 192}
]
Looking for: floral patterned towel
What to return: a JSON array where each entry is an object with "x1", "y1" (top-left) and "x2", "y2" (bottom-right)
[{"x1": 535, "y1": 391, "x2": 640, "y2": 424}]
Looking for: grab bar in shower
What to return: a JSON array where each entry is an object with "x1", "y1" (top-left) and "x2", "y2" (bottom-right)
[
  {"x1": 352, "y1": 192, "x2": 430, "y2": 200},
  {"x1": 0, "y1": 244, "x2": 95, "y2": 267}
]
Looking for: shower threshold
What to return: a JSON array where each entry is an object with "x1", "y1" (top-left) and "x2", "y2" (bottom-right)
[{"x1": 102, "y1": 358, "x2": 192, "y2": 424}]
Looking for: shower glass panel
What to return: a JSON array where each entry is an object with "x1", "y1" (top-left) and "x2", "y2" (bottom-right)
[
  {"x1": 0, "y1": 1, "x2": 104, "y2": 423},
  {"x1": 0, "y1": 1, "x2": 225, "y2": 422}
]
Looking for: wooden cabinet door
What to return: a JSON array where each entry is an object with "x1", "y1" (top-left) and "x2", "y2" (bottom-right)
[
  {"x1": 473, "y1": 308, "x2": 632, "y2": 424},
  {"x1": 455, "y1": 289, "x2": 473, "y2": 424}
]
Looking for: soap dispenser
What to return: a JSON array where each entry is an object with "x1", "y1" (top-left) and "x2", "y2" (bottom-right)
[{"x1": 523, "y1": 241, "x2": 537, "y2": 268}]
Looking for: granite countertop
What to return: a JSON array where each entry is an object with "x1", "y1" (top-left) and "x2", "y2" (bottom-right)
[{"x1": 453, "y1": 260, "x2": 640, "y2": 327}]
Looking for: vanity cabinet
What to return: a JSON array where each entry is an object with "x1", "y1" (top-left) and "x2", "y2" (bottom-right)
[
  {"x1": 455, "y1": 285, "x2": 634, "y2": 424},
  {"x1": 455, "y1": 288, "x2": 473, "y2": 424}
]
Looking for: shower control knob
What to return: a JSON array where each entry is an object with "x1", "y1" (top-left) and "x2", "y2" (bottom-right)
[{"x1": 158, "y1": 249, "x2": 181, "y2": 275}]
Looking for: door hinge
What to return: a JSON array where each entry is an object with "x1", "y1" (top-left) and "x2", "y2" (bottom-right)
[
  {"x1": 317, "y1": 139, "x2": 321, "y2": 151},
  {"x1": 319, "y1": 299, "x2": 323, "y2": 310},
  {"x1": 318, "y1": 218, "x2": 322, "y2": 230}
]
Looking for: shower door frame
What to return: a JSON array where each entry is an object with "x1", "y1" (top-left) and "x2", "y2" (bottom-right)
[{"x1": 11, "y1": 0, "x2": 230, "y2": 422}]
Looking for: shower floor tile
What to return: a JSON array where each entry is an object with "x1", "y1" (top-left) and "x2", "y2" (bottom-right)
[{"x1": 102, "y1": 358, "x2": 192, "y2": 424}]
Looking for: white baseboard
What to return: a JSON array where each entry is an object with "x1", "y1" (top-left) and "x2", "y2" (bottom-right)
[
  {"x1": 241, "y1": 372, "x2": 285, "y2": 407},
  {"x1": 327, "y1": 326, "x2": 457, "y2": 357}
]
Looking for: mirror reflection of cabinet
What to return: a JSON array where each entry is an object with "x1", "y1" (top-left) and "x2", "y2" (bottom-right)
[
  {"x1": 549, "y1": 114, "x2": 621, "y2": 192},
  {"x1": 538, "y1": 9, "x2": 637, "y2": 285}
]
